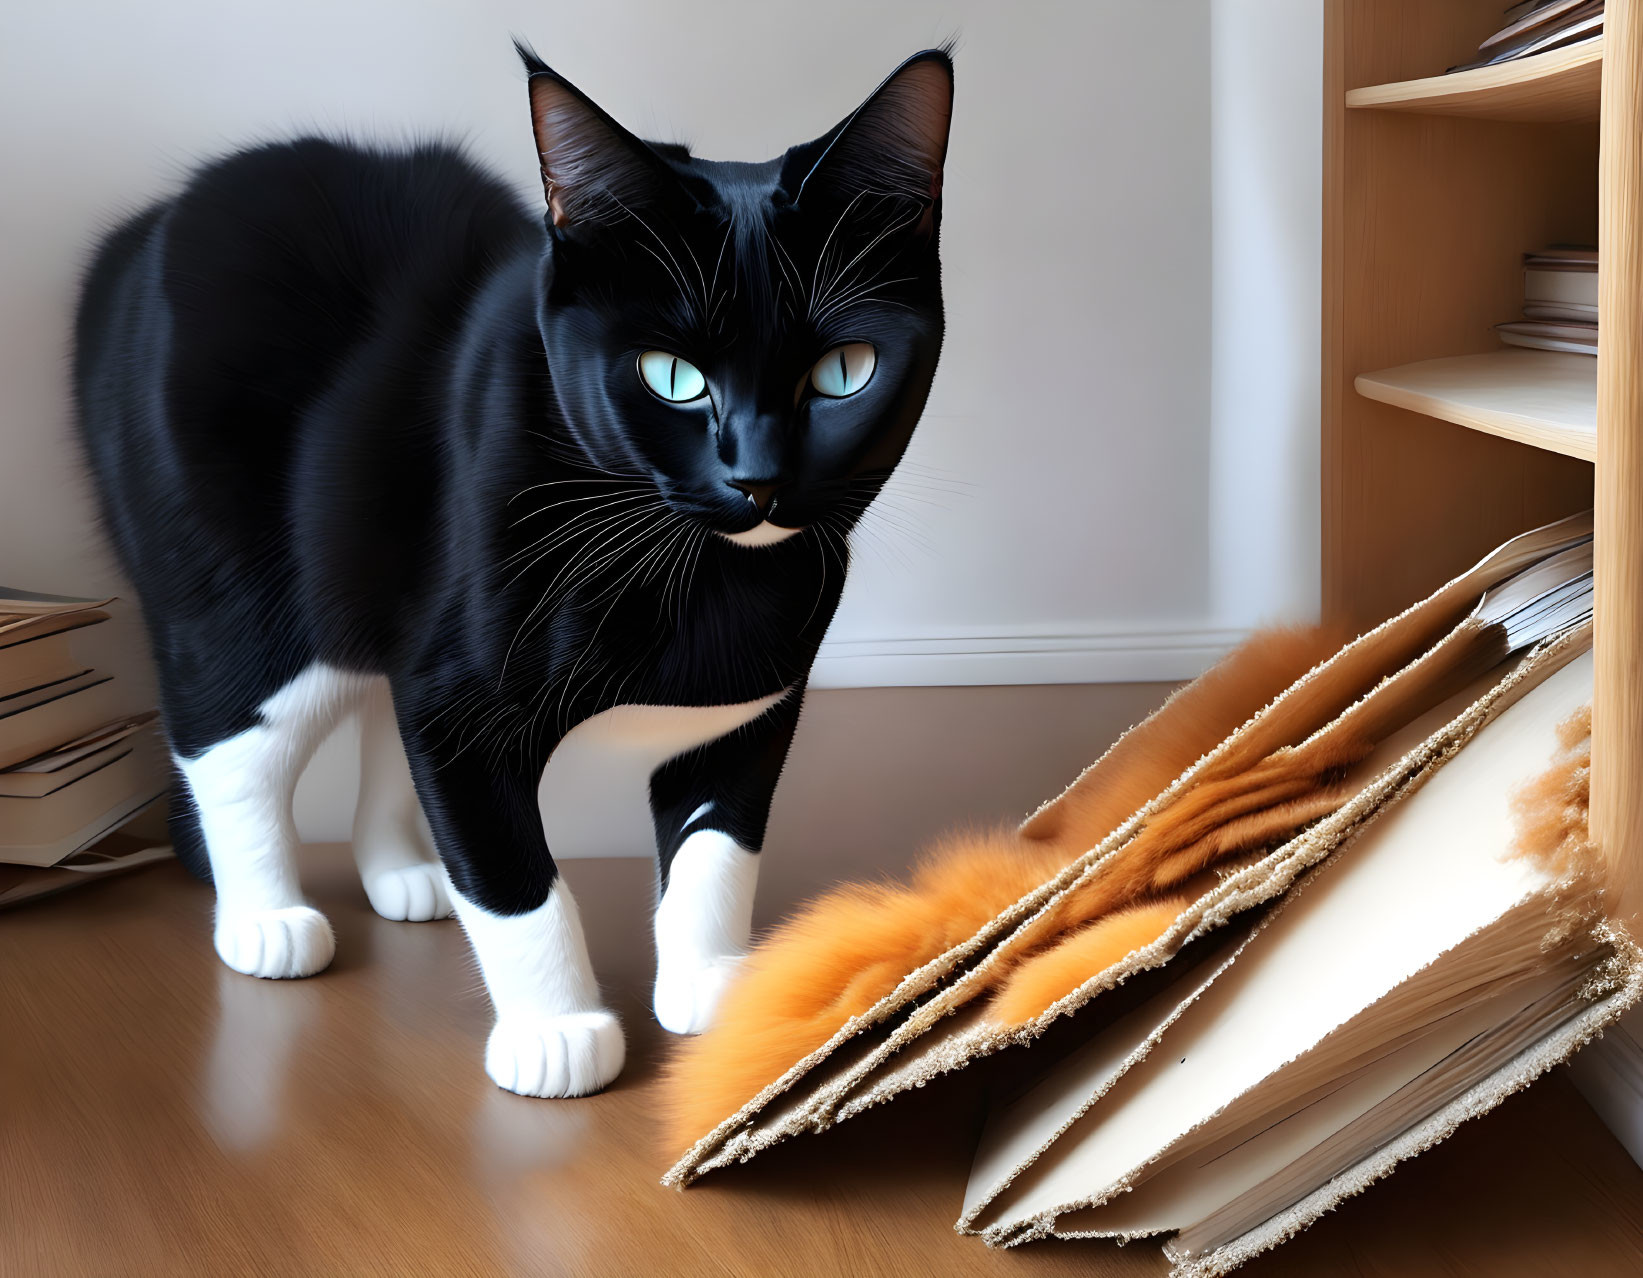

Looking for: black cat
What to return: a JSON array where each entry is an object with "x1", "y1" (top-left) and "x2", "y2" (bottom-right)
[{"x1": 72, "y1": 43, "x2": 952, "y2": 1097}]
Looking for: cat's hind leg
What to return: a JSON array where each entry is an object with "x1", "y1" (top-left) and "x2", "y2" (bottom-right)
[
  {"x1": 351, "y1": 679, "x2": 452, "y2": 922},
  {"x1": 173, "y1": 664, "x2": 368, "y2": 979}
]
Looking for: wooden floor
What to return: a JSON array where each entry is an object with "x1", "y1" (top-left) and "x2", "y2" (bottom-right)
[{"x1": 5, "y1": 845, "x2": 1643, "y2": 1277}]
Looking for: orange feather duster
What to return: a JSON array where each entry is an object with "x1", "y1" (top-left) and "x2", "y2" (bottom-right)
[{"x1": 659, "y1": 625, "x2": 1355, "y2": 1152}]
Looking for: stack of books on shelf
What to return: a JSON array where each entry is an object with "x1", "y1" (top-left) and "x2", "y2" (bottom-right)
[
  {"x1": 1449, "y1": 0, "x2": 1605, "y2": 72},
  {"x1": 0, "y1": 589, "x2": 170, "y2": 907},
  {"x1": 1496, "y1": 246, "x2": 1598, "y2": 355}
]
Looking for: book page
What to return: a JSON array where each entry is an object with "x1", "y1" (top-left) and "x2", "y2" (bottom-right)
[
  {"x1": 971, "y1": 650, "x2": 1592, "y2": 1235},
  {"x1": 1071, "y1": 956, "x2": 1587, "y2": 1245}
]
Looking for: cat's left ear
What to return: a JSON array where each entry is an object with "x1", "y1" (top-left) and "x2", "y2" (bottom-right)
[
  {"x1": 789, "y1": 49, "x2": 954, "y2": 229},
  {"x1": 516, "y1": 42, "x2": 680, "y2": 230}
]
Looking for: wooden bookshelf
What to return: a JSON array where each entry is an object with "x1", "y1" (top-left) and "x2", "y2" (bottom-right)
[
  {"x1": 1344, "y1": 37, "x2": 1603, "y2": 123},
  {"x1": 1324, "y1": 0, "x2": 1637, "y2": 927},
  {"x1": 1355, "y1": 350, "x2": 1597, "y2": 461}
]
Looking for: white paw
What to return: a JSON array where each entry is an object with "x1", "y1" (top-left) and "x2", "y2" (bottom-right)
[
  {"x1": 363, "y1": 862, "x2": 453, "y2": 922},
  {"x1": 214, "y1": 906, "x2": 335, "y2": 979},
  {"x1": 485, "y1": 1010, "x2": 625, "y2": 1098},
  {"x1": 654, "y1": 955, "x2": 744, "y2": 1035}
]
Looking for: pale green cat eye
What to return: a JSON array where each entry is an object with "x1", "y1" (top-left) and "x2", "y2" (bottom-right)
[
  {"x1": 809, "y1": 342, "x2": 876, "y2": 398},
  {"x1": 637, "y1": 350, "x2": 707, "y2": 403}
]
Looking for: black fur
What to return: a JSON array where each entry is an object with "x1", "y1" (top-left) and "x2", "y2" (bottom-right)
[{"x1": 73, "y1": 48, "x2": 952, "y2": 913}]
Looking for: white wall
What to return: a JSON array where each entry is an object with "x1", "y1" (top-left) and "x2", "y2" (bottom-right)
[
  {"x1": 1209, "y1": 0, "x2": 1325, "y2": 630},
  {"x1": 0, "y1": 0, "x2": 1238, "y2": 687},
  {"x1": 0, "y1": 1, "x2": 1323, "y2": 849}
]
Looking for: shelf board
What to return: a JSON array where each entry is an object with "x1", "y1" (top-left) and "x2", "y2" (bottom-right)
[
  {"x1": 1355, "y1": 349, "x2": 1596, "y2": 462},
  {"x1": 1345, "y1": 38, "x2": 1603, "y2": 124}
]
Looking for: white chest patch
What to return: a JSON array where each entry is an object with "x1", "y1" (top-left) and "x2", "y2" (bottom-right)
[
  {"x1": 552, "y1": 691, "x2": 787, "y2": 756},
  {"x1": 537, "y1": 691, "x2": 790, "y2": 858}
]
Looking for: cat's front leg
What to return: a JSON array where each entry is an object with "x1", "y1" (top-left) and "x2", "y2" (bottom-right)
[
  {"x1": 399, "y1": 710, "x2": 623, "y2": 1097},
  {"x1": 648, "y1": 687, "x2": 804, "y2": 1034}
]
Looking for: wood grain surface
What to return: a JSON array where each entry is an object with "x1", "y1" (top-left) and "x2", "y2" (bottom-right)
[
  {"x1": 3, "y1": 843, "x2": 1642, "y2": 1277},
  {"x1": 1354, "y1": 348, "x2": 1598, "y2": 461},
  {"x1": 1345, "y1": 36, "x2": 1604, "y2": 125},
  {"x1": 1322, "y1": 0, "x2": 1595, "y2": 633},
  {"x1": 1594, "y1": 0, "x2": 1643, "y2": 929}
]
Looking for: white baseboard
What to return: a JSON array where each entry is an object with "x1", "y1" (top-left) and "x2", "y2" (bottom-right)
[
  {"x1": 1567, "y1": 1004, "x2": 1643, "y2": 1171},
  {"x1": 810, "y1": 624, "x2": 1249, "y2": 688}
]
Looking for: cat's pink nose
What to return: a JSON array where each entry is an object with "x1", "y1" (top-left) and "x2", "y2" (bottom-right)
[{"x1": 727, "y1": 480, "x2": 781, "y2": 515}]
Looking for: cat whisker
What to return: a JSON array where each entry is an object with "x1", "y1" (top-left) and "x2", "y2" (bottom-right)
[
  {"x1": 657, "y1": 523, "x2": 703, "y2": 627},
  {"x1": 496, "y1": 502, "x2": 669, "y2": 686},
  {"x1": 707, "y1": 220, "x2": 733, "y2": 316},
  {"x1": 807, "y1": 189, "x2": 873, "y2": 318},
  {"x1": 499, "y1": 495, "x2": 659, "y2": 579},
  {"x1": 581, "y1": 520, "x2": 698, "y2": 717},
  {"x1": 502, "y1": 489, "x2": 657, "y2": 548},
  {"x1": 896, "y1": 459, "x2": 976, "y2": 485},
  {"x1": 868, "y1": 486, "x2": 953, "y2": 513},
  {"x1": 636, "y1": 242, "x2": 698, "y2": 315},
  {"x1": 517, "y1": 437, "x2": 653, "y2": 483},
  {"x1": 769, "y1": 234, "x2": 804, "y2": 297},
  {"x1": 875, "y1": 474, "x2": 973, "y2": 501},
  {"x1": 508, "y1": 476, "x2": 646, "y2": 502},
  {"x1": 850, "y1": 508, "x2": 934, "y2": 563},
  {"x1": 508, "y1": 486, "x2": 657, "y2": 529},
  {"x1": 513, "y1": 508, "x2": 661, "y2": 623},
  {"x1": 516, "y1": 505, "x2": 678, "y2": 640},
  {"x1": 800, "y1": 528, "x2": 835, "y2": 634},
  {"x1": 812, "y1": 279, "x2": 919, "y2": 327},
  {"x1": 488, "y1": 519, "x2": 674, "y2": 752},
  {"x1": 811, "y1": 200, "x2": 923, "y2": 317},
  {"x1": 549, "y1": 513, "x2": 689, "y2": 730},
  {"x1": 609, "y1": 193, "x2": 710, "y2": 324}
]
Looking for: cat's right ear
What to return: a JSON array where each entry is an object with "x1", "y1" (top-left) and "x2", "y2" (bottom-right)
[
  {"x1": 515, "y1": 42, "x2": 676, "y2": 231},
  {"x1": 789, "y1": 48, "x2": 954, "y2": 220}
]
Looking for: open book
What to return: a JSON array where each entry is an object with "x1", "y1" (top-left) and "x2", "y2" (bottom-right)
[
  {"x1": 661, "y1": 513, "x2": 1638, "y2": 1268},
  {"x1": 960, "y1": 644, "x2": 1635, "y2": 1275}
]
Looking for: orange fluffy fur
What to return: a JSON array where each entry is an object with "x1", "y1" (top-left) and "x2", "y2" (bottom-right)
[
  {"x1": 988, "y1": 897, "x2": 1193, "y2": 1028},
  {"x1": 659, "y1": 626, "x2": 1352, "y2": 1152},
  {"x1": 1509, "y1": 705, "x2": 1594, "y2": 878},
  {"x1": 659, "y1": 827, "x2": 1062, "y2": 1150},
  {"x1": 1021, "y1": 626, "x2": 1348, "y2": 849},
  {"x1": 997, "y1": 730, "x2": 1370, "y2": 968}
]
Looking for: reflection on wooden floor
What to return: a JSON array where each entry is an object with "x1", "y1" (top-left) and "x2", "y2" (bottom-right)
[{"x1": 4, "y1": 843, "x2": 1641, "y2": 1276}]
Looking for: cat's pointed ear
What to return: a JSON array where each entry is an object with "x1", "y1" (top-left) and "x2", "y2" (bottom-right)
[
  {"x1": 515, "y1": 41, "x2": 678, "y2": 230},
  {"x1": 790, "y1": 49, "x2": 953, "y2": 223}
]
